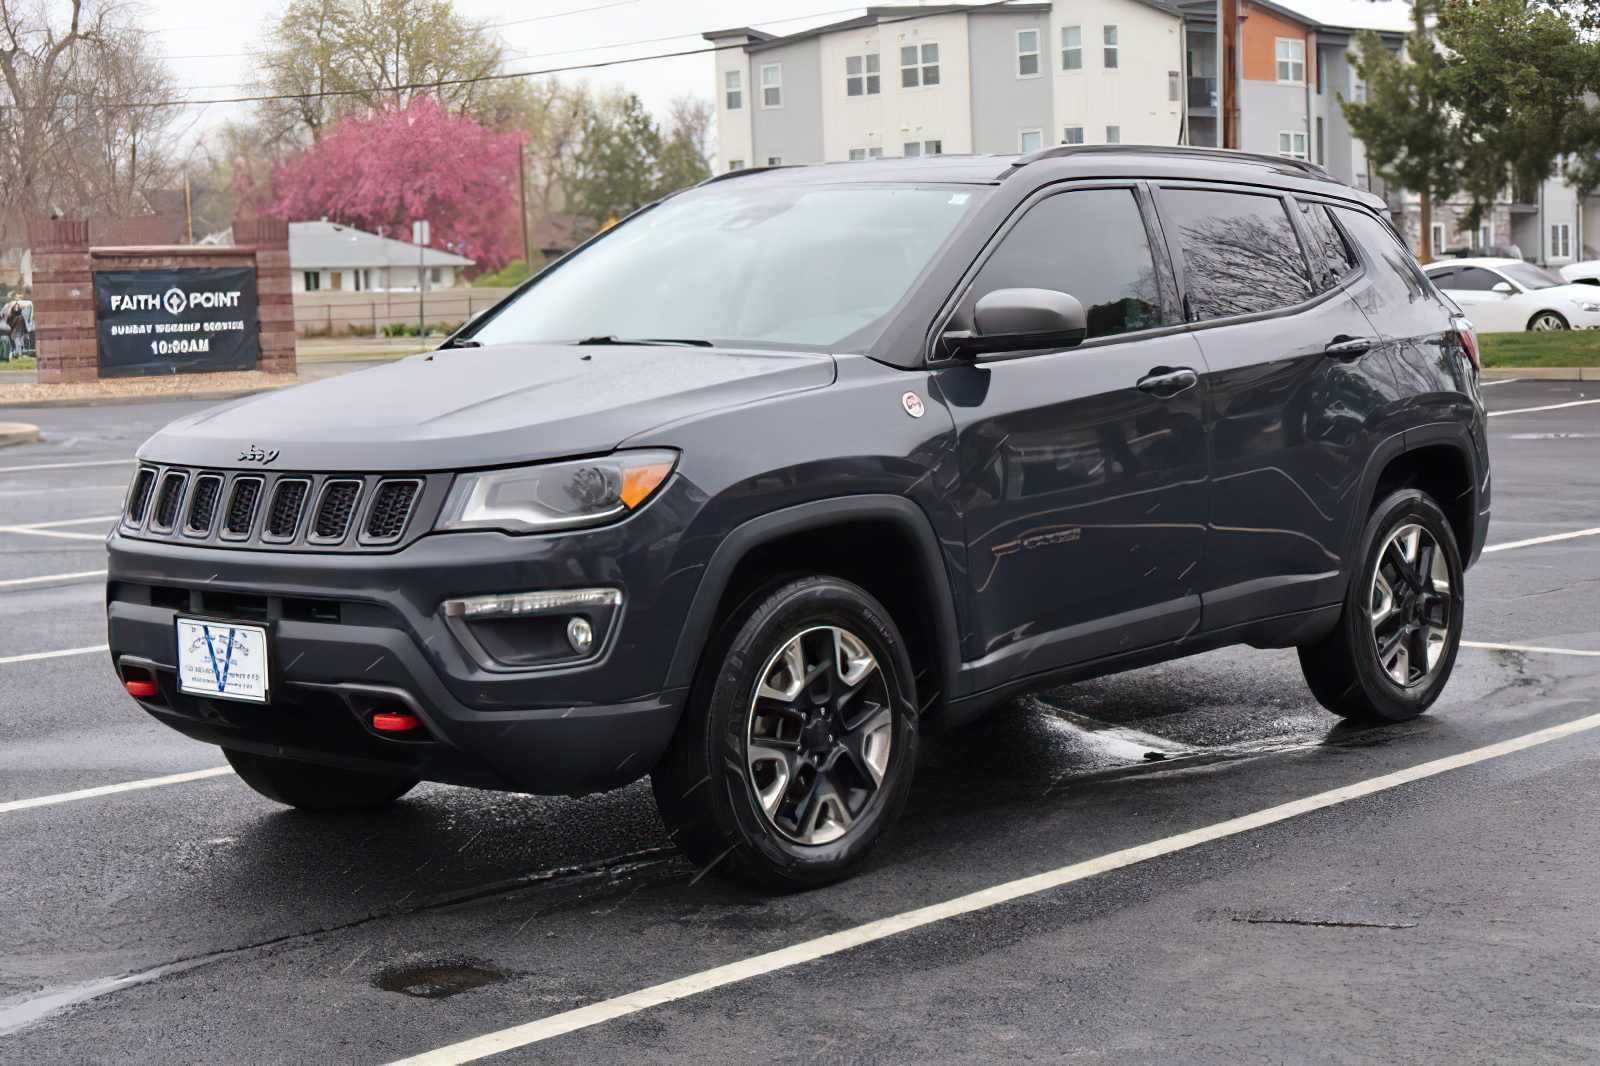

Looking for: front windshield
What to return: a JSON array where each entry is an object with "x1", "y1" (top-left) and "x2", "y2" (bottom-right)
[
  {"x1": 1500, "y1": 262, "x2": 1563, "y2": 290},
  {"x1": 470, "y1": 182, "x2": 988, "y2": 350}
]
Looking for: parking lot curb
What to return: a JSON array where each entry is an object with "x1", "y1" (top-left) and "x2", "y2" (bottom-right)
[
  {"x1": 0, "y1": 384, "x2": 293, "y2": 411},
  {"x1": 0, "y1": 421, "x2": 41, "y2": 447},
  {"x1": 1481, "y1": 366, "x2": 1597, "y2": 381}
]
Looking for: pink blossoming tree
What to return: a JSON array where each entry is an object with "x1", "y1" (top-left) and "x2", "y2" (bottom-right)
[{"x1": 271, "y1": 96, "x2": 522, "y2": 270}]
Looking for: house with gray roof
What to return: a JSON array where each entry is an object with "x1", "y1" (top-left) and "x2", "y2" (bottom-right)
[{"x1": 289, "y1": 221, "x2": 474, "y2": 294}]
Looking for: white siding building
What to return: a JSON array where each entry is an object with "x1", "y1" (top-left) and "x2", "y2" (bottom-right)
[{"x1": 288, "y1": 221, "x2": 475, "y2": 294}]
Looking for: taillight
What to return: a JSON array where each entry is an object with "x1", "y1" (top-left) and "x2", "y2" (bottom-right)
[{"x1": 1452, "y1": 317, "x2": 1481, "y2": 373}]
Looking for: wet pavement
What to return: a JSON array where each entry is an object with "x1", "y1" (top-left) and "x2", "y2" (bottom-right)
[{"x1": 1, "y1": 377, "x2": 1598, "y2": 1062}]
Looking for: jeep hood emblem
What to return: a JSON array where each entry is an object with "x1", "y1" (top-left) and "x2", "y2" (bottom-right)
[{"x1": 239, "y1": 444, "x2": 279, "y2": 464}]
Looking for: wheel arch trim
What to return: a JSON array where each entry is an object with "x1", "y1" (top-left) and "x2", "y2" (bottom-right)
[
  {"x1": 664, "y1": 494, "x2": 965, "y2": 702},
  {"x1": 1347, "y1": 423, "x2": 1483, "y2": 570}
]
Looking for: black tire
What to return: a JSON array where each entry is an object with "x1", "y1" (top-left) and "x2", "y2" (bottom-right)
[
  {"x1": 1299, "y1": 488, "x2": 1464, "y2": 723},
  {"x1": 652, "y1": 575, "x2": 920, "y2": 891},
  {"x1": 224, "y1": 749, "x2": 419, "y2": 812}
]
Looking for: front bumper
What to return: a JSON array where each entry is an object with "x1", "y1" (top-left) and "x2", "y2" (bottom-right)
[{"x1": 107, "y1": 513, "x2": 699, "y2": 795}]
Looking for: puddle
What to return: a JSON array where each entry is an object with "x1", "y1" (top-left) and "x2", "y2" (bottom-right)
[{"x1": 374, "y1": 960, "x2": 513, "y2": 999}]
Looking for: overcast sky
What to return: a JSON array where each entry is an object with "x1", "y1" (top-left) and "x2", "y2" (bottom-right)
[{"x1": 141, "y1": 0, "x2": 872, "y2": 158}]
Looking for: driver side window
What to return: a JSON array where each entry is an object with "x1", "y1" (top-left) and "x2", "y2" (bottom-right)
[
  {"x1": 966, "y1": 187, "x2": 1171, "y2": 341},
  {"x1": 1448, "y1": 267, "x2": 1505, "y2": 292}
]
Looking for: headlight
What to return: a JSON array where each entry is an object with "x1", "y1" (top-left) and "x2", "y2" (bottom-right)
[
  {"x1": 1578, "y1": 302, "x2": 1600, "y2": 313},
  {"x1": 436, "y1": 450, "x2": 677, "y2": 534}
]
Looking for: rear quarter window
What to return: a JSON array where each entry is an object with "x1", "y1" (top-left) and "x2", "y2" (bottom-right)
[{"x1": 1159, "y1": 188, "x2": 1312, "y2": 320}]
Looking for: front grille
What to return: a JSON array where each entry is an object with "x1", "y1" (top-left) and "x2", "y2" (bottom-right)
[
  {"x1": 120, "y1": 468, "x2": 434, "y2": 552},
  {"x1": 125, "y1": 467, "x2": 157, "y2": 526},
  {"x1": 224, "y1": 478, "x2": 263, "y2": 538},
  {"x1": 363, "y1": 480, "x2": 421, "y2": 543},
  {"x1": 311, "y1": 480, "x2": 362, "y2": 542},
  {"x1": 151, "y1": 472, "x2": 187, "y2": 531},
  {"x1": 185, "y1": 475, "x2": 223, "y2": 536},
  {"x1": 263, "y1": 478, "x2": 310, "y2": 541}
]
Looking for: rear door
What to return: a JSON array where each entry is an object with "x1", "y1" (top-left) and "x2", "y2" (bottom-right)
[
  {"x1": 1154, "y1": 185, "x2": 1399, "y2": 629},
  {"x1": 934, "y1": 183, "x2": 1210, "y2": 690}
]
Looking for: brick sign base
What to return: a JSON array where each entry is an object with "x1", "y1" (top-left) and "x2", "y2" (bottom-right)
[{"x1": 26, "y1": 217, "x2": 295, "y2": 384}]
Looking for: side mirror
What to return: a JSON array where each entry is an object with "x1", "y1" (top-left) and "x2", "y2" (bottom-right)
[
  {"x1": 1491, "y1": 281, "x2": 1515, "y2": 295},
  {"x1": 944, "y1": 287, "x2": 1088, "y2": 359}
]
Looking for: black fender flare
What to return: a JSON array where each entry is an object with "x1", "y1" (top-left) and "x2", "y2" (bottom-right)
[
  {"x1": 664, "y1": 494, "x2": 965, "y2": 704},
  {"x1": 1343, "y1": 423, "x2": 1482, "y2": 570}
]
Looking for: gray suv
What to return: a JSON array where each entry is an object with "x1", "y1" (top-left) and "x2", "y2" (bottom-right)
[{"x1": 108, "y1": 147, "x2": 1490, "y2": 888}]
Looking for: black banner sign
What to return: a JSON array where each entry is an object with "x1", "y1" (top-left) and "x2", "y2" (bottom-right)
[{"x1": 94, "y1": 267, "x2": 260, "y2": 377}]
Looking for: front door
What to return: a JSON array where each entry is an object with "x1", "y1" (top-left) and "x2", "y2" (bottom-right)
[
  {"x1": 936, "y1": 185, "x2": 1210, "y2": 694},
  {"x1": 1432, "y1": 265, "x2": 1521, "y2": 332}
]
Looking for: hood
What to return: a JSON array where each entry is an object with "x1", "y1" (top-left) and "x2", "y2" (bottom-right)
[
  {"x1": 141, "y1": 343, "x2": 836, "y2": 471},
  {"x1": 1546, "y1": 283, "x2": 1600, "y2": 306}
]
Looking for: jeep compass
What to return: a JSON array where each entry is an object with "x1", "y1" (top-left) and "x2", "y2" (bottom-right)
[{"x1": 108, "y1": 147, "x2": 1491, "y2": 888}]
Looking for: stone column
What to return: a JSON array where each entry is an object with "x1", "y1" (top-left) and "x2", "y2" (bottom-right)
[
  {"x1": 25, "y1": 218, "x2": 96, "y2": 383},
  {"x1": 235, "y1": 217, "x2": 296, "y2": 375}
]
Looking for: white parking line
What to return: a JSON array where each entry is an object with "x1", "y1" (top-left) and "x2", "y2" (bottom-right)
[
  {"x1": 0, "y1": 569, "x2": 107, "y2": 590},
  {"x1": 1463, "y1": 640, "x2": 1600, "y2": 658},
  {"x1": 0, "y1": 767, "x2": 233, "y2": 816},
  {"x1": 385, "y1": 709, "x2": 1600, "y2": 1066},
  {"x1": 0, "y1": 514, "x2": 118, "y2": 541},
  {"x1": 1477, "y1": 378, "x2": 1521, "y2": 387},
  {"x1": 0, "y1": 644, "x2": 108, "y2": 666},
  {"x1": 1489, "y1": 398, "x2": 1600, "y2": 418},
  {"x1": 1483, "y1": 527, "x2": 1600, "y2": 553},
  {"x1": 0, "y1": 458, "x2": 134, "y2": 474}
]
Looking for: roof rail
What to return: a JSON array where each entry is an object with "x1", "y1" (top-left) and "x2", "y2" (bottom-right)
[
  {"x1": 698, "y1": 163, "x2": 804, "y2": 187},
  {"x1": 1012, "y1": 143, "x2": 1335, "y2": 181}
]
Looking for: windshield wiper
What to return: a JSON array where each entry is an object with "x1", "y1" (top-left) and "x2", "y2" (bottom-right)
[
  {"x1": 437, "y1": 337, "x2": 482, "y2": 349},
  {"x1": 575, "y1": 335, "x2": 714, "y2": 348}
]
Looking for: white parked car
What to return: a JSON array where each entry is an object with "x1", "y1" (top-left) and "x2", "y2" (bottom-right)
[
  {"x1": 1559, "y1": 259, "x2": 1600, "y2": 287},
  {"x1": 1423, "y1": 257, "x2": 1600, "y2": 332}
]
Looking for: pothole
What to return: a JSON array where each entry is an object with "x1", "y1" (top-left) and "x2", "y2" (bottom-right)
[{"x1": 373, "y1": 960, "x2": 513, "y2": 999}]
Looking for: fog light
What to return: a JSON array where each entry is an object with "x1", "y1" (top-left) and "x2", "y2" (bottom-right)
[{"x1": 566, "y1": 616, "x2": 594, "y2": 654}]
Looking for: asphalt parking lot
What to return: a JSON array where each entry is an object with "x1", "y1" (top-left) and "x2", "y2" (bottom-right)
[{"x1": 2, "y1": 377, "x2": 1598, "y2": 1064}]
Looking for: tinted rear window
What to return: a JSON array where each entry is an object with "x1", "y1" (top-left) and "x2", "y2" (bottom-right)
[
  {"x1": 1298, "y1": 201, "x2": 1358, "y2": 292},
  {"x1": 1160, "y1": 189, "x2": 1312, "y2": 320}
]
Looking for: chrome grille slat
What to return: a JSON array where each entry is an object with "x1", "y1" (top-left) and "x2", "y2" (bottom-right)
[
  {"x1": 184, "y1": 475, "x2": 223, "y2": 536},
  {"x1": 310, "y1": 480, "x2": 362, "y2": 543},
  {"x1": 262, "y1": 478, "x2": 311, "y2": 542},
  {"x1": 150, "y1": 472, "x2": 188, "y2": 532},
  {"x1": 362, "y1": 480, "x2": 421, "y2": 543}
]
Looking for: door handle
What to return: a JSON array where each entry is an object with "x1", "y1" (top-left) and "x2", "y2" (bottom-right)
[
  {"x1": 1136, "y1": 366, "x2": 1199, "y2": 398},
  {"x1": 1325, "y1": 335, "x2": 1377, "y2": 359}
]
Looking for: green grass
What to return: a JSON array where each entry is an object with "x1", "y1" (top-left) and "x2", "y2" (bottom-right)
[
  {"x1": 0, "y1": 355, "x2": 36, "y2": 370},
  {"x1": 1479, "y1": 330, "x2": 1600, "y2": 368}
]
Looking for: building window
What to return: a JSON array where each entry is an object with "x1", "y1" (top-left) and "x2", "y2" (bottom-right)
[
  {"x1": 901, "y1": 42, "x2": 940, "y2": 87},
  {"x1": 1017, "y1": 29, "x2": 1040, "y2": 76},
  {"x1": 1278, "y1": 130, "x2": 1308, "y2": 160},
  {"x1": 1103, "y1": 26, "x2": 1118, "y2": 69},
  {"x1": 1019, "y1": 128, "x2": 1043, "y2": 153},
  {"x1": 869, "y1": 146, "x2": 883, "y2": 158},
  {"x1": 849, "y1": 148, "x2": 867, "y2": 161},
  {"x1": 727, "y1": 159, "x2": 744, "y2": 171},
  {"x1": 1105, "y1": 125, "x2": 1121, "y2": 144},
  {"x1": 1062, "y1": 126, "x2": 1084, "y2": 144},
  {"x1": 923, "y1": 139, "x2": 942, "y2": 155},
  {"x1": 767, "y1": 155, "x2": 783, "y2": 166},
  {"x1": 1430, "y1": 222, "x2": 1446, "y2": 252},
  {"x1": 1276, "y1": 38, "x2": 1305, "y2": 83},
  {"x1": 725, "y1": 69, "x2": 742, "y2": 110},
  {"x1": 761, "y1": 63, "x2": 782, "y2": 108},
  {"x1": 429, "y1": 267, "x2": 442, "y2": 286},
  {"x1": 1169, "y1": 70, "x2": 1181, "y2": 101},
  {"x1": 1553, "y1": 223, "x2": 1572, "y2": 259},
  {"x1": 1061, "y1": 26, "x2": 1082, "y2": 70},
  {"x1": 303, "y1": 271, "x2": 320, "y2": 292},
  {"x1": 1477, "y1": 222, "x2": 1493, "y2": 249},
  {"x1": 845, "y1": 54, "x2": 880, "y2": 96}
]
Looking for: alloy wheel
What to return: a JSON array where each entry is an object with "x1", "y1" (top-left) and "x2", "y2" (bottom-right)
[
  {"x1": 1532, "y1": 313, "x2": 1567, "y2": 332},
  {"x1": 745, "y1": 625, "x2": 894, "y2": 846},
  {"x1": 1369, "y1": 523, "x2": 1453, "y2": 688}
]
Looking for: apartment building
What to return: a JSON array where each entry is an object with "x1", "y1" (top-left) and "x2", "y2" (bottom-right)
[
  {"x1": 705, "y1": 1, "x2": 1185, "y2": 170},
  {"x1": 708, "y1": 1, "x2": 1595, "y2": 264}
]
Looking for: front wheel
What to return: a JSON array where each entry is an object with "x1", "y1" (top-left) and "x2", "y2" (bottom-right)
[
  {"x1": 1299, "y1": 489, "x2": 1464, "y2": 723},
  {"x1": 1529, "y1": 311, "x2": 1569, "y2": 332},
  {"x1": 652, "y1": 576, "x2": 920, "y2": 890},
  {"x1": 224, "y1": 749, "x2": 419, "y2": 812}
]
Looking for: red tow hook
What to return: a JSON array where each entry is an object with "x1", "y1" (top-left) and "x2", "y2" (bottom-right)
[
  {"x1": 125, "y1": 678, "x2": 158, "y2": 699},
  {"x1": 371, "y1": 711, "x2": 423, "y2": 734}
]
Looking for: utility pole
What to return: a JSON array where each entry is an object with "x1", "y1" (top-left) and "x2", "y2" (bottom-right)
[
  {"x1": 518, "y1": 146, "x2": 532, "y2": 268},
  {"x1": 1220, "y1": 0, "x2": 1240, "y2": 150},
  {"x1": 412, "y1": 219, "x2": 429, "y2": 338},
  {"x1": 183, "y1": 173, "x2": 194, "y2": 244}
]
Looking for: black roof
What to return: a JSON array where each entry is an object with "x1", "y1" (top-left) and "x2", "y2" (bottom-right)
[{"x1": 702, "y1": 146, "x2": 1386, "y2": 208}]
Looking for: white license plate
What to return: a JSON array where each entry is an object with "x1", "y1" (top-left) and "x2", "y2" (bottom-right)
[{"x1": 176, "y1": 618, "x2": 270, "y2": 704}]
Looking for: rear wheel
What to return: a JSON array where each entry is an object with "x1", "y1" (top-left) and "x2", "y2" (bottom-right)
[
  {"x1": 1529, "y1": 310, "x2": 1569, "y2": 331},
  {"x1": 224, "y1": 749, "x2": 419, "y2": 812},
  {"x1": 652, "y1": 575, "x2": 919, "y2": 890},
  {"x1": 1299, "y1": 489, "x2": 1464, "y2": 723}
]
